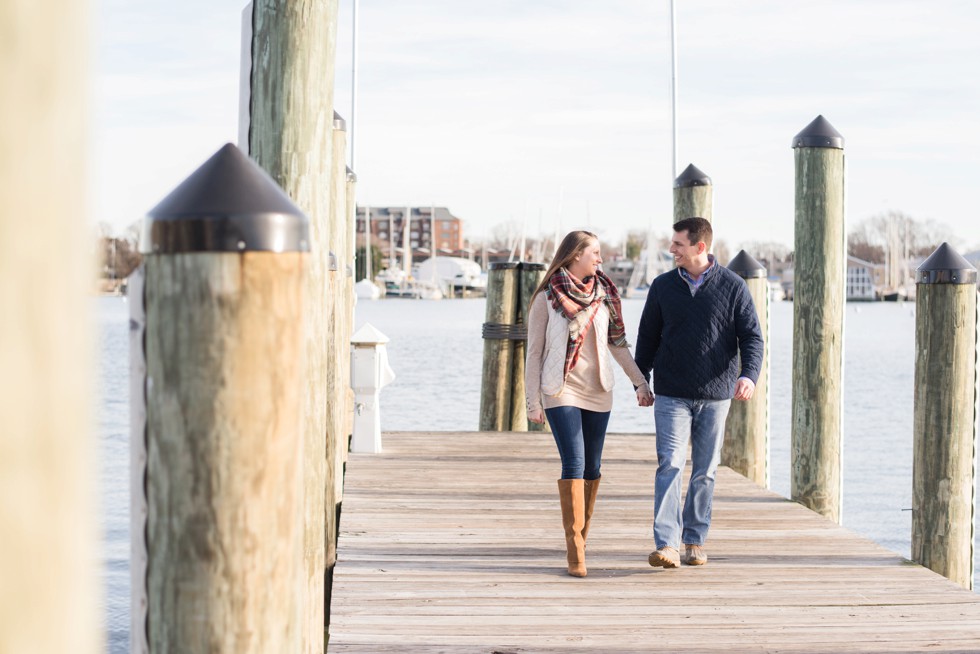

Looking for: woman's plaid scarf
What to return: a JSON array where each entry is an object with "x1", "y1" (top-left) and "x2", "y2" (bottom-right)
[{"x1": 545, "y1": 267, "x2": 627, "y2": 377}]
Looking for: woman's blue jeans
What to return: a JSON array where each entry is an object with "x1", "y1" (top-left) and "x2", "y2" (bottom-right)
[
  {"x1": 545, "y1": 405, "x2": 611, "y2": 480},
  {"x1": 652, "y1": 395, "x2": 731, "y2": 549}
]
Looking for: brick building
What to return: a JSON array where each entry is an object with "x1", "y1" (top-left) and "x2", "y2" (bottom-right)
[{"x1": 355, "y1": 206, "x2": 466, "y2": 261}]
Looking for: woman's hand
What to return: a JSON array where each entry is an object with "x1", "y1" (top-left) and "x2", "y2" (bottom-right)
[
  {"x1": 528, "y1": 407, "x2": 546, "y2": 424},
  {"x1": 636, "y1": 384, "x2": 654, "y2": 407}
]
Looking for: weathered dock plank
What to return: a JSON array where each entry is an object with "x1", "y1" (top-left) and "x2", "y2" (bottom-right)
[{"x1": 330, "y1": 432, "x2": 980, "y2": 652}]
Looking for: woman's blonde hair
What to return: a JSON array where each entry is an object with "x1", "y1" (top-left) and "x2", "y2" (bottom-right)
[{"x1": 530, "y1": 230, "x2": 599, "y2": 306}]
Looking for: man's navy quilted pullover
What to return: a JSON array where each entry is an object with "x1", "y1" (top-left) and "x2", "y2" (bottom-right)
[{"x1": 634, "y1": 265, "x2": 764, "y2": 401}]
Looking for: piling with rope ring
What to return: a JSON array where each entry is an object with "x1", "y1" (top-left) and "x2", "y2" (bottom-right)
[
  {"x1": 480, "y1": 262, "x2": 521, "y2": 431},
  {"x1": 512, "y1": 263, "x2": 548, "y2": 432}
]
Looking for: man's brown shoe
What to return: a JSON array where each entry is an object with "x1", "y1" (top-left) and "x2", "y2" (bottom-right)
[
  {"x1": 683, "y1": 544, "x2": 707, "y2": 566},
  {"x1": 647, "y1": 546, "x2": 680, "y2": 568}
]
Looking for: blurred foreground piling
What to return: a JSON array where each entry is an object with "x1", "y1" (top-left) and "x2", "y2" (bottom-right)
[{"x1": 0, "y1": 2, "x2": 101, "y2": 652}]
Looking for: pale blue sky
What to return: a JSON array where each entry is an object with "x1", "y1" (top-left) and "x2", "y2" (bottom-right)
[{"x1": 94, "y1": 0, "x2": 980, "y2": 251}]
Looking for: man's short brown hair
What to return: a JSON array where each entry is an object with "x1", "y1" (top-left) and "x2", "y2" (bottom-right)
[{"x1": 673, "y1": 217, "x2": 712, "y2": 249}]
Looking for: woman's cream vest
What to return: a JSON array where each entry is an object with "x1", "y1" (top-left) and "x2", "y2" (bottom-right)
[{"x1": 540, "y1": 303, "x2": 615, "y2": 396}]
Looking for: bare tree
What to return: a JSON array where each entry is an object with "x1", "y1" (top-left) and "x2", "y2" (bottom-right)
[
  {"x1": 848, "y1": 211, "x2": 957, "y2": 263},
  {"x1": 848, "y1": 220, "x2": 885, "y2": 263},
  {"x1": 914, "y1": 218, "x2": 958, "y2": 256},
  {"x1": 713, "y1": 240, "x2": 731, "y2": 266},
  {"x1": 740, "y1": 240, "x2": 792, "y2": 268},
  {"x1": 124, "y1": 219, "x2": 142, "y2": 249},
  {"x1": 96, "y1": 220, "x2": 114, "y2": 239},
  {"x1": 97, "y1": 234, "x2": 142, "y2": 281},
  {"x1": 486, "y1": 220, "x2": 521, "y2": 251}
]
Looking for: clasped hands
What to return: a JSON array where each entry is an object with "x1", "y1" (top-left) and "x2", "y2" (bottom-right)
[
  {"x1": 532, "y1": 379, "x2": 752, "y2": 417},
  {"x1": 529, "y1": 383, "x2": 656, "y2": 419},
  {"x1": 636, "y1": 384, "x2": 654, "y2": 407}
]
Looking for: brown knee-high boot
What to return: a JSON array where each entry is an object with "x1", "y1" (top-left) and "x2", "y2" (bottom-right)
[
  {"x1": 582, "y1": 476, "x2": 601, "y2": 543},
  {"x1": 558, "y1": 479, "x2": 587, "y2": 577}
]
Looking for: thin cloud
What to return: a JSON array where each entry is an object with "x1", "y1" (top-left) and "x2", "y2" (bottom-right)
[{"x1": 95, "y1": 0, "x2": 980, "y2": 249}]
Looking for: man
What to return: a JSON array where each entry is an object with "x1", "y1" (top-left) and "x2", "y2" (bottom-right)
[{"x1": 634, "y1": 217, "x2": 764, "y2": 568}]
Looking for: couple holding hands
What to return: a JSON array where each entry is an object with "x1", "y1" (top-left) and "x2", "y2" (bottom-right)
[{"x1": 525, "y1": 218, "x2": 764, "y2": 577}]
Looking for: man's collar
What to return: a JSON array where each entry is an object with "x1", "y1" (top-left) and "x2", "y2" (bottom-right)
[{"x1": 680, "y1": 254, "x2": 715, "y2": 280}]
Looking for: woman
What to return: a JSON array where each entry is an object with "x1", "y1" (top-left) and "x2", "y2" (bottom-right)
[{"x1": 525, "y1": 230, "x2": 654, "y2": 577}]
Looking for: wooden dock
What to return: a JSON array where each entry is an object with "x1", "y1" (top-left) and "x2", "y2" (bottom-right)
[{"x1": 330, "y1": 432, "x2": 980, "y2": 652}]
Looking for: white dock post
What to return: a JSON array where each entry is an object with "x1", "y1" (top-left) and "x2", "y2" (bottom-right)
[{"x1": 351, "y1": 324, "x2": 396, "y2": 453}]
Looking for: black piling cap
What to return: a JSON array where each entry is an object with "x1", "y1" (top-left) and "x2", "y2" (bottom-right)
[
  {"x1": 792, "y1": 115, "x2": 844, "y2": 150},
  {"x1": 915, "y1": 242, "x2": 977, "y2": 285},
  {"x1": 142, "y1": 143, "x2": 309, "y2": 254},
  {"x1": 489, "y1": 262, "x2": 520, "y2": 270},
  {"x1": 521, "y1": 262, "x2": 546, "y2": 271},
  {"x1": 727, "y1": 250, "x2": 767, "y2": 279},
  {"x1": 673, "y1": 163, "x2": 712, "y2": 189}
]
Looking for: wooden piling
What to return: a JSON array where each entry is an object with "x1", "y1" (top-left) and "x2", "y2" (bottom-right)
[
  {"x1": 723, "y1": 251, "x2": 770, "y2": 487},
  {"x1": 344, "y1": 166, "x2": 358, "y2": 452},
  {"x1": 0, "y1": 2, "x2": 100, "y2": 651},
  {"x1": 912, "y1": 243, "x2": 978, "y2": 590},
  {"x1": 790, "y1": 115, "x2": 846, "y2": 523},
  {"x1": 145, "y1": 254, "x2": 305, "y2": 651},
  {"x1": 480, "y1": 263, "x2": 520, "y2": 430},
  {"x1": 247, "y1": 2, "x2": 340, "y2": 648},
  {"x1": 141, "y1": 145, "x2": 309, "y2": 652},
  {"x1": 673, "y1": 163, "x2": 713, "y2": 224},
  {"x1": 511, "y1": 263, "x2": 547, "y2": 432},
  {"x1": 327, "y1": 113, "x2": 351, "y2": 569}
]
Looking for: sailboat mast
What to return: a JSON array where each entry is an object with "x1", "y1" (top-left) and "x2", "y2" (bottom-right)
[
  {"x1": 403, "y1": 206, "x2": 412, "y2": 278},
  {"x1": 536, "y1": 208, "x2": 543, "y2": 263},
  {"x1": 388, "y1": 212, "x2": 395, "y2": 272},
  {"x1": 669, "y1": 0, "x2": 678, "y2": 181},
  {"x1": 364, "y1": 204, "x2": 372, "y2": 282},
  {"x1": 350, "y1": 0, "x2": 359, "y2": 171},
  {"x1": 554, "y1": 186, "x2": 564, "y2": 255},
  {"x1": 431, "y1": 203, "x2": 437, "y2": 285},
  {"x1": 520, "y1": 201, "x2": 528, "y2": 263}
]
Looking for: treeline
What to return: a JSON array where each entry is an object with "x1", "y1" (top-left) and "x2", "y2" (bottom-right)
[
  {"x1": 737, "y1": 211, "x2": 957, "y2": 266},
  {"x1": 847, "y1": 211, "x2": 955, "y2": 264},
  {"x1": 95, "y1": 210, "x2": 960, "y2": 283},
  {"x1": 96, "y1": 222, "x2": 141, "y2": 286}
]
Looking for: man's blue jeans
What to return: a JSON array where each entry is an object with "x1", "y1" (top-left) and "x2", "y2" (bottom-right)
[
  {"x1": 653, "y1": 395, "x2": 732, "y2": 549},
  {"x1": 545, "y1": 405, "x2": 611, "y2": 479}
]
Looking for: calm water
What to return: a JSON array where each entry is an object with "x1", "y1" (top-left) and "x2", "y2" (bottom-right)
[{"x1": 96, "y1": 295, "x2": 979, "y2": 651}]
